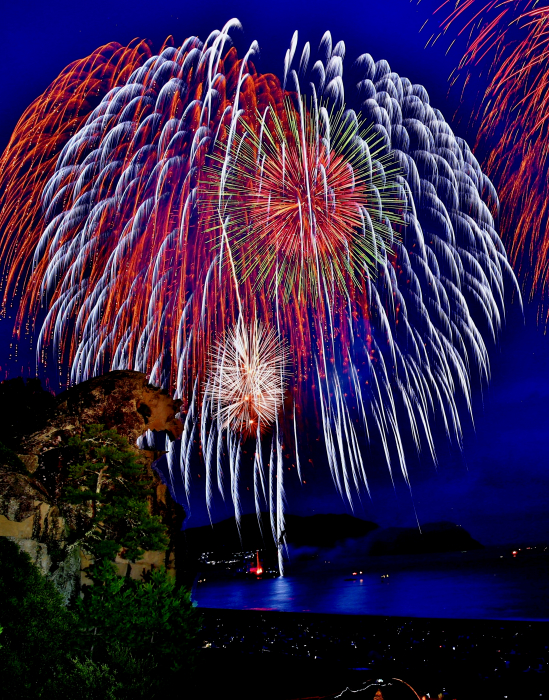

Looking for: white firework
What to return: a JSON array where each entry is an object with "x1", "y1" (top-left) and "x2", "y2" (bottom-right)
[{"x1": 206, "y1": 318, "x2": 288, "y2": 435}]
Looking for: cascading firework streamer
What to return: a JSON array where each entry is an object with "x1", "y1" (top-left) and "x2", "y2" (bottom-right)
[
  {"x1": 0, "y1": 20, "x2": 519, "y2": 573},
  {"x1": 426, "y1": 0, "x2": 541, "y2": 315}
]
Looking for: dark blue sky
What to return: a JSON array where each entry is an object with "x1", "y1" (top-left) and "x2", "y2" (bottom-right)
[{"x1": 1, "y1": 0, "x2": 548, "y2": 544}]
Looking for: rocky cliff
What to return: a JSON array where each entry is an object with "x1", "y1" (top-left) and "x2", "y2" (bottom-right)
[{"x1": 0, "y1": 371, "x2": 185, "y2": 603}]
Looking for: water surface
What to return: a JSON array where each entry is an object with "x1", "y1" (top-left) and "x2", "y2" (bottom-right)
[{"x1": 193, "y1": 548, "x2": 549, "y2": 620}]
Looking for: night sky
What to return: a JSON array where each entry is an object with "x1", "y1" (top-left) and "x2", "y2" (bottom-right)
[{"x1": 1, "y1": 0, "x2": 548, "y2": 545}]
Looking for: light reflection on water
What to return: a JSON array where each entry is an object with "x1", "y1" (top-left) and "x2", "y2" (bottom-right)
[{"x1": 193, "y1": 554, "x2": 549, "y2": 620}]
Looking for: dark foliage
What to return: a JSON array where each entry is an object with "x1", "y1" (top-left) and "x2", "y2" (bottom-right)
[
  {"x1": 0, "y1": 440, "x2": 28, "y2": 474},
  {"x1": 0, "y1": 537, "x2": 76, "y2": 699},
  {"x1": 0, "y1": 377, "x2": 54, "y2": 449},
  {"x1": 0, "y1": 536, "x2": 201, "y2": 698},
  {"x1": 76, "y1": 560, "x2": 201, "y2": 693},
  {"x1": 59, "y1": 424, "x2": 169, "y2": 568},
  {"x1": 0, "y1": 422, "x2": 201, "y2": 698}
]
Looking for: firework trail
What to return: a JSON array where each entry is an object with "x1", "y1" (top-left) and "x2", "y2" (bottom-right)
[
  {"x1": 427, "y1": 0, "x2": 547, "y2": 316},
  {"x1": 0, "y1": 20, "x2": 518, "y2": 568}
]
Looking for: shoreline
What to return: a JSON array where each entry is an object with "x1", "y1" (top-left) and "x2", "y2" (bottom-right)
[{"x1": 198, "y1": 606, "x2": 549, "y2": 625}]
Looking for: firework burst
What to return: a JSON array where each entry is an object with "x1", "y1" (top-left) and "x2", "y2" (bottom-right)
[
  {"x1": 209, "y1": 98, "x2": 402, "y2": 300},
  {"x1": 205, "y1": 318, "x2": 288, "y2": 435}
]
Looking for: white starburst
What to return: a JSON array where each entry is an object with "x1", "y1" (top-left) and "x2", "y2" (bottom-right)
[{"x1": 206, "y1": 319, "x2": 288, "y2": 435}]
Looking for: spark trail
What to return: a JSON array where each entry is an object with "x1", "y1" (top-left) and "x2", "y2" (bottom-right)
[{"x1": 427, "y1": 0, "x2": 545, "y2": 316}]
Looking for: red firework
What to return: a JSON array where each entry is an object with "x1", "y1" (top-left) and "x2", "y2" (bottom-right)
[
  {"x1": 0, "y1": 38, "x2": 153, "y2": 321},
  {"x1": 213, "y1": 98, "x2": 400, "y2": 300},
  {"x1": 430, "y1": 0, "x2": 549, "y2": 317}
]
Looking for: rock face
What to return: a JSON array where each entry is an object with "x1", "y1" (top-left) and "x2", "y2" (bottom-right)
[
  {"x1": 19, "y1": 370, "x2": 183, "y2": 457},
  {"x1": 0, "y1": 371, "x2": 185, "y2": 603}
]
